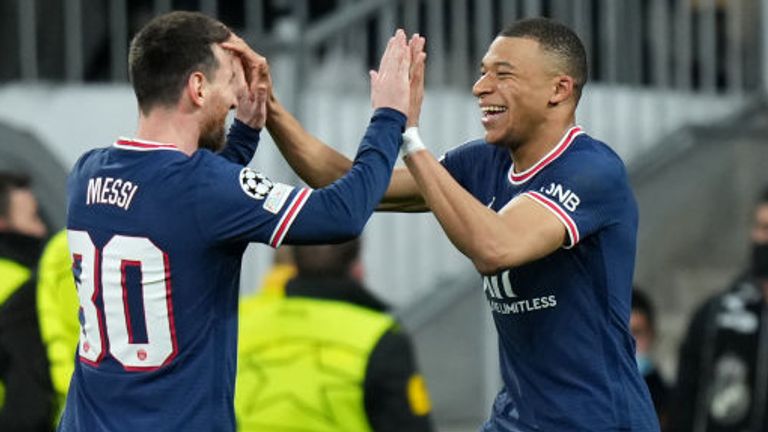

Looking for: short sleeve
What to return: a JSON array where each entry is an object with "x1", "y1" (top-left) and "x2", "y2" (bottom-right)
[
  {"x1": 439, "y1": 140, "x2": 493, "y2": 198},
  {"x1": 523, "y1": 153, "x2": 630, "y2": 248}
]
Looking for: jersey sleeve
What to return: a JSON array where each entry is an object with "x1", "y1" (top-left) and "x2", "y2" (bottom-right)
[
  {"x1": 522, "y1": 153, "x2": 630, "y2": 248},
  {"x1": 194, "y1": 158, "x2": 310, "y2": 247},
  {"x1": 438, "y1": 142, "x2": 473, "y2": 191},
  {"x1": 217, "y1": 119, "x2": 261, "y2": 165},
  {"x1": 197, "y1": 108, "x2": 405, "y2": 248},
  {"x1": 283, "y1": 108, "x2": 405, "y2": 244}
]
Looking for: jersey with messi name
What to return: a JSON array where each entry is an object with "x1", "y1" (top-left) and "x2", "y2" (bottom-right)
[
  {"x1": 58, "y1": 109, "x2": 405, "y2": 432},
  {"x1": 441, "y1": 126, "x2": 659, "y2": 431}
]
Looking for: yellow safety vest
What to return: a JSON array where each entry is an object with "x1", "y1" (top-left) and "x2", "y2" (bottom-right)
[
  {"x1": 235, "y1": 294, "x2": 394, "y2": 432},
  {"x1": 36, "y1": 230, "x2": 79, "y2": 418}
]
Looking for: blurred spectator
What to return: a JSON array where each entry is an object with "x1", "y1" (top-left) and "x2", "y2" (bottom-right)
[
  {"x1": 256, "y1": 245, "x2": 296, "y2": 297},
  {"x1": 36, "y1": 230, "x2": 79, "y2": 419},
  {"x1": 0, "y1": 172, "x2": 53, "y2": 431},
  {"x1": 632, "y1": 288, "x2": 670, "y2": 428},
  {"x1": 670, "y1": 186, "x2": 768, "y2": 432},
  {"x1": 235, "y1": 239, "x2": 434, "y2": 431}
]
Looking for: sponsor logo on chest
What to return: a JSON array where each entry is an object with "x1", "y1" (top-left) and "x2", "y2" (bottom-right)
[{"x1": 483, "y1": 269, "x2": 557, "y2": 315}]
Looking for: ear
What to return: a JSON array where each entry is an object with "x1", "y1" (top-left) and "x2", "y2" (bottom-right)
[
  {"x1": 549, "y1": 75, "x2": 575, "y2": 105},
  {"x1": 0, "y1": 218, "x2": 9, "y2": 232},
  {"x1": 186, "y1": 71, "x2": 208, "y2": 108}
]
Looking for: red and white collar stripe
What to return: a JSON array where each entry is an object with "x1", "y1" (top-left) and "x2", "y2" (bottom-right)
[
  {"x1": 114, "y1": 137, "x2": 183, "y2": 152},
  {"x1": 508, "y1": 126, "x2": 584, "y2": 185}
]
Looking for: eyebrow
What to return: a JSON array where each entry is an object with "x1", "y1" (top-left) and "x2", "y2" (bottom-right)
[
  {"x1": 480, "y1": 61, "x2": 516, "y2": 70},
  {"x1": 493, "y1": 61, "x2": 515, "y2": 69}
]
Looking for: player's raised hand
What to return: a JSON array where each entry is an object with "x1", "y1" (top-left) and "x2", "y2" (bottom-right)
[
  {"x1": 407, "y1": 34, "x2": 426, "y2": 127},
  {"x1": 370, "y1": 29, "x2": 410, "y2": 115},
  {"x1": 222, "y1": 35, "x2": 271, "y2": 96},
  {"x1": 222, "y1": 34, "x2": 270, "y2": 128}
]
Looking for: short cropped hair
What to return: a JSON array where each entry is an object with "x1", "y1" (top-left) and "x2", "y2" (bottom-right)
[
  {"x1": 293, "y1": 239, "x2": 361, "y2": 278},
  {"x1": 0, "y1": 172, "x2": 32, "y2": 220},
  {"x1": 631, "y1": 288, "x2": 656, "y2": 332},
  {"x1": 500, "y1": 18, "x2": 588, "y2": 101},
  {"x1": 128, "y1": 11, "x2": 231, "y2": 115}
]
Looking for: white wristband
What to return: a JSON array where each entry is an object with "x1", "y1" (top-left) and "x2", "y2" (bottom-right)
[{"x1": 401, "y1": 127, "x2": 427, "y2": 159}]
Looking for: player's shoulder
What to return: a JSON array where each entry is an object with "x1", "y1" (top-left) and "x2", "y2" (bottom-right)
[
  {"x1": 73, "y1": 147, "x2": 107, "y2": 167},
  {"x1": 190, "y1": 148, "x2": 239, "y2": 172},
  {"x1": 69, "y1": 147, "x2": 114, "y2": 181},
  {"x1": 191, "y1": 150, "x2": 280, "y2": 201},
  {"x1": 561, "y1": 132, "x2": 627, "y2": 178},
  {"x1": 444, "y1": 138, "x2": 493, "y2": 156},
  {"x1": 441, "y1": 138, "x2": 502, "y2": 163}
]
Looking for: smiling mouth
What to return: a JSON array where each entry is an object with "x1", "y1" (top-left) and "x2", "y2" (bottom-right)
[{"x1": 481, "y1": 105, "x2": 507, "y2": 123}]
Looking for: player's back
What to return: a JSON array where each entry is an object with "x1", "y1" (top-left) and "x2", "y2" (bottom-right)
[{"x1": 60, "y1": 142, "x2": 245, "y2": 431}]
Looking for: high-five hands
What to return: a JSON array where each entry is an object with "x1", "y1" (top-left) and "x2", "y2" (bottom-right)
[
  {"x1": 407, "y1": 34, "x2": 426, "y2": 128},
  {"x1": 370, "y1": 29, "x2": 411, "y2": 115}
]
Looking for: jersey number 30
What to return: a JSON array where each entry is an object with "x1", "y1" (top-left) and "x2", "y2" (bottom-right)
[{"x1": 68, "y1": 230, "x2": 177, "y2": 371}]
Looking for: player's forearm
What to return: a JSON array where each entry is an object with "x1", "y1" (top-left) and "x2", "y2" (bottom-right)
[
  {"x1": 376, "y1": 168, "x2": 429, "y2": 212},
  {"x1": 285, "y1": 108, "x2": 405, "y2": 242},
  {"x1": 403, "y1": 151, "x2": 517, "y2": 274},
  {"x1": 266, "y1": 95, "x2": 353, "y2": 188}
]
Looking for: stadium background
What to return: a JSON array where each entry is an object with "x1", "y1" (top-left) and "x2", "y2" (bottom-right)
[{"x1": 1, "y1": 0, "x2": 767, "y2": 429}]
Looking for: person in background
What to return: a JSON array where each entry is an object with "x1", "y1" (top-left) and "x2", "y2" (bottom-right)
[
  {"x1": 257, "y1": 246, "x2": 296, "y2": 297},
  {"x1": 0, "y1": 172, "x2": 53, "y2": 431},
  {"x1": 670, "y1": 186, "x2": 768, "y2": 432},
  {"x1": 632, "y1": 288, "x2": 670, "y2": 429},
  {"x1": 236, "y1": 239, "x2": 434, "y2": 432}
]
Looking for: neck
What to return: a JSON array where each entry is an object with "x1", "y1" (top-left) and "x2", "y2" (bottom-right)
[
  {"x1": 509, "y1": 116, "x2": 575, "y2": 173},
  {"x1": 135, "y1": 107, "x2": 201, "y2": 156}
]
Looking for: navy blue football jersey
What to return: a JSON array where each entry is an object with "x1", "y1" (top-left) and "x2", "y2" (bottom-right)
[
  {"x1": 441, "y1": 126, "x2": 659, "y2": 431},
  {"x1": 58, "y1": 109, "x2": 405, "y2": 431}
]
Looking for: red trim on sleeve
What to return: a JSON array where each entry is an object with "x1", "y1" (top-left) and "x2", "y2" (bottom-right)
[
  {"x1": 269, "y1": 188, "x2": 312, "y2": 248},
  {"x1": 524, "y1": 191, "x2": 581, "y2": 247}
]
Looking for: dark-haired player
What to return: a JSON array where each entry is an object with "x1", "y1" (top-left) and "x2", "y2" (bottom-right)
[
  {"x1": 59, "y1": 11, "x2": 412, "y2": 432},
  {"x1": 266, "y1": 18, "x2": 659, "y2": 431}
]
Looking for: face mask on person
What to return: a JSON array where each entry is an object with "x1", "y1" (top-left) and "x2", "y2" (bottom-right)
[
  {"x1": 636, "y1": 353, "x2": 653, "y2": 376},
  {"x1": 751, "y1": 243, "x2": 768, "y2": 279}
]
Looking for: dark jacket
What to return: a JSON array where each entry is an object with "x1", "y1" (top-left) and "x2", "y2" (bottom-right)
[
  {"x1": 285, "y1": 277, "x2": 435, "y2": 432},
  {"x1": 670, "y1": 275, "x2": 768, "y2": 432},
  {"x1": 0, "y1": 232, "x2": 54, "y2": 431}
]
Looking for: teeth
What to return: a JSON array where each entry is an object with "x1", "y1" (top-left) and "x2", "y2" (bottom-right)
[{"x1": 481, "y1": 106, "x2": 507, "y2": 114}]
